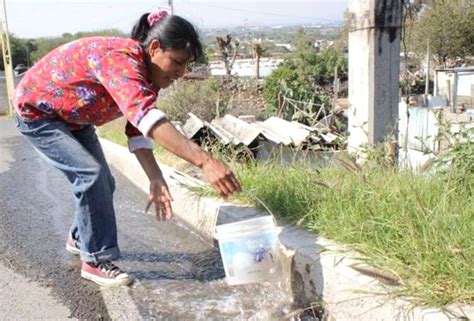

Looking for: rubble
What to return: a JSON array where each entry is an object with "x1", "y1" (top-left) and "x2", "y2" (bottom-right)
[{"x1": 182, "y1": 113, "x2": 346, "y2": 161}]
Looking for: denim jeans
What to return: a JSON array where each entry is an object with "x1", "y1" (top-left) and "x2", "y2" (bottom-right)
[{"x1": 14, "y1": 113, "x2": 120, "y2": 264}]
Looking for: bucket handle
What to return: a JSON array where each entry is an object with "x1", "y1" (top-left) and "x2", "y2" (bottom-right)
[
  {"x1": 213, "y1": 189, "x2": 278, "y2": 237},
  {"x1": 242, "y1": 188, "x2": 278, "y2": 226}
]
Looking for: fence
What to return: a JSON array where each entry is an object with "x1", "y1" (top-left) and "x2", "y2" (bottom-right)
[{"x1": 276, "y1": 92, "x2": 330, "y2": 127}]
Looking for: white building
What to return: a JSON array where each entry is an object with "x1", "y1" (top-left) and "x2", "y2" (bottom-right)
[{"x1": 209, "y1": 58, "x2": 283, "y2": 78}]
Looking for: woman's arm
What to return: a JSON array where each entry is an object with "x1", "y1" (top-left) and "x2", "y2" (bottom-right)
[
  {"x1": 149, "y1": 119, "x2": 241, "y2": 198},
  {"x1": 134, "y1": 148, "x2": 173, "y2": 220}
]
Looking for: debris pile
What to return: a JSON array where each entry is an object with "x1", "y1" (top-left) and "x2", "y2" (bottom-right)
[{"x1": 179, "y1": 113, "x2": 347, "y2": 161}]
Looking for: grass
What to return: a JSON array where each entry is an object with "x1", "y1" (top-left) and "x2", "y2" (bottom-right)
[
  {"x1": 232, "y1": 158, "x2": 473, "y2": 306},
  {"x1": 96, "y1": 118, "x2": 129, "y2": 147},
  {"x1": 98, "y1": 119, "x2": 473, "y2": 307}
]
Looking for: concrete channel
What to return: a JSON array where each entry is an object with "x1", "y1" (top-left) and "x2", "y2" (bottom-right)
[{"x1": 101, "y1": 138, "x2": 474, "y2": 321}]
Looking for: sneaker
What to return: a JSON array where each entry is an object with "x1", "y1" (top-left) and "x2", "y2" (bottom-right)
[
  {"x1": 81, "y1": 261, "x2": 134, "y2": 286},
  {"x1": 66, "y1": 238, "x2": 81, "y2": 256}
]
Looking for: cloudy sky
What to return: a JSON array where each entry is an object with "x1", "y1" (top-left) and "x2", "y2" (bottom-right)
[{"x1": 5, "y1": 0, "x2": 347, "y2": 38}]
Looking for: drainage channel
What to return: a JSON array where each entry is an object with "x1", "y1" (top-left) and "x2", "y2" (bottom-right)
[{"x1": 110, "y1": 167, "x2": 320, "y2": 320}]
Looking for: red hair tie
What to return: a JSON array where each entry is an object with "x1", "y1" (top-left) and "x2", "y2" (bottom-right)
[{"x1": 148, "y1": 10, "x2": 169, "y2": 27}]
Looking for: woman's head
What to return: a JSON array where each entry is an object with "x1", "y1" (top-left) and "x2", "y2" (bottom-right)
[{"x1": 131, "y1": 11, "x2": 203, "y2": 88}]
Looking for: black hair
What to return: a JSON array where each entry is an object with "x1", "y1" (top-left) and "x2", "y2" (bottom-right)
[{"x1": 131, "y1": 13, "x2": 203, "y2": 62}]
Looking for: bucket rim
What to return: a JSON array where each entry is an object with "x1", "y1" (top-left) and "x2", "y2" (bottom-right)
[
  {"x1": 215, "y1": 216, "x2": 278, "y2": 240},
  {"x1": 215, "y1": 227, "x2": 280, "y2": 240},
  {"x1": 215, "y1": 215, "x2": 275, "y2": 229}
]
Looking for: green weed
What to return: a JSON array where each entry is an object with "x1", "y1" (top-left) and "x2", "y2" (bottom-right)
[{"x1": 98, "y1": 118, "x2": 473, "y2": 307}]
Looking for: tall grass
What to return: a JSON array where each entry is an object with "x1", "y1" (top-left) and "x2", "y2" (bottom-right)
[
  {"x1": 97, "y1": 119, "x2": 473, "y2": 306},
  {"x1": 234, "y1": 157, "x2": 473, "y2": 306}
]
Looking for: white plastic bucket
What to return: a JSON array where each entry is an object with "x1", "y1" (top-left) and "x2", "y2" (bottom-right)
[{"x1": 215, "y1": 216, "x2": 281, "y2": 285}]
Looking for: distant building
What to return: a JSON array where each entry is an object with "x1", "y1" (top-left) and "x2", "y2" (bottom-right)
[
  {"x1": 313, "y1": 40, "x2": 335, "y2": 50},
  {"x1": 435, "y1": 67, "x2": 474, "y2": 110},
  {"x1": 275, "y1": 43, "x2": 292, "y2": 51},
  {"x1": 209, "y1": 58, "x2": 283, "y2": 78}
]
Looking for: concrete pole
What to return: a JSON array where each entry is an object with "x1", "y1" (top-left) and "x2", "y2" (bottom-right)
[
  {"x1": 425, "y1": 39, "x2": 430, "y2": 96},
  {"x1": 347, "y1": 0, "x2": 402, "y2": 153}
]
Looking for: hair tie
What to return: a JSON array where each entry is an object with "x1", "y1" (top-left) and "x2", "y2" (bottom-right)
[{"x1": 148, "y1": 10, "x2": 169, "y2": 27}]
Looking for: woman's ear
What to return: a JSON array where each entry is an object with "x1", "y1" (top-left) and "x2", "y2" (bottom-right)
[{"x1": 148, "y1": 39, "x2": 161, "y2": 57}]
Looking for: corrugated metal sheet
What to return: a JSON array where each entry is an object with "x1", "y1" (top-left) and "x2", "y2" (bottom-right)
[
  {"x1": 320, "y1": 132, "x2": 338, "y2": 144},
  {"x1": 182, "y1": 113, "x2": 340, "y2": 148},
  {"x1": 210, "y1": 114, "x2": 261, "y2": 145},
  {"x1": 182, "y1": 112, "x2": 206, "y2": 139},
  {"x1": 407, "y1": 107, "x2": 438, "y2": 152},
  {"x1": 255, "y1": 117, "x2": 311, "y2": 146},
  {"x1": 408, "y1": 107, "x2": 427, "y2": 151},
  {"x1": 182, "y1": 113, "x2": 261, "y2": 146}
]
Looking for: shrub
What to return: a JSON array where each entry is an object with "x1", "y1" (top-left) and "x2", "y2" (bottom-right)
[
  {"x1": 262, "y1": 47, "x2": 348, "y2": 120},
  {"x1": 157, "y1": 77, "x2": 229, "y2": 122},
  {"x1": 431, "y1": 120, "x2": 474, "y2": 194}
]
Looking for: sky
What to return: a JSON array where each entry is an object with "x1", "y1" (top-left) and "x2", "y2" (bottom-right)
[{"x1": 5, "y1": 0, "x2": 347, "y2": 39}]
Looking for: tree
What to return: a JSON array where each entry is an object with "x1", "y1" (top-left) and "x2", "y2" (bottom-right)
[
  {"x1": 216, "y1": 35, "x2": 240, "y2": 77},
  {"x1": 263, "y1": 42, "x2": 348, "y2": 122},
  {"x1": 1, "y1": 29, "x2": 127, "y2": 70},
  {"x1": 253, "y1": 43, "x2": 266, "y2": 79},
  {"x1": 0, "y1": 34, "x2": 28, "y2": 70},
  {"x1": 340, "y1": 10, "x2": 351, "y2": 48},
  {"x1": 293, "y1": 28, "x2": 312, "y2": 52},
  {"x1": 407, "y1": 0, "x2": 474, "y2": 66},
  {"x1": 25, "y1": 40, "x2": 38, "y2": 68}
]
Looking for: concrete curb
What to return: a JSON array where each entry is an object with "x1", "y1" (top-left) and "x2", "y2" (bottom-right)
[{"x1": 101, "y1": 139, "x2": 473, "y2": 321}]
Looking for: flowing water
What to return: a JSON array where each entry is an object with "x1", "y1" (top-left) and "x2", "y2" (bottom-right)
[{"x1": 113, "y1": 176, "x2": 311, "y2": 320}]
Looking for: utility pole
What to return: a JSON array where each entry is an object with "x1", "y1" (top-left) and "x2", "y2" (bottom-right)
[
  {"x1": 168, "y1": 0, "x2": 174, "y2": 15},
  {"x1": 347, "y1": 0, "x2": 402, "y2": 154},
  {"x1": 425, "y1": 39, "x2": 430, "y2": 96},
  {"x1": 0, "y1": 0, "x2": 15, "y2": 116},
  {"x1": 330, "y1": 64, "x2": 339, "y2": 130}
]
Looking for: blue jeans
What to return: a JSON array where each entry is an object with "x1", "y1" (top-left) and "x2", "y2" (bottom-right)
[{"x1": 14, "y1": 113, "x2": 120, "y2": 263}]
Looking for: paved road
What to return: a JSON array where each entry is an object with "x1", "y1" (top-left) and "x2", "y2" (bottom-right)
[
  {"x1": 0, "y1": 117, "x2": 292, "y2": 320},
  {"x1": 0, "y1": 118, "x2": 113, "y2": 320}
]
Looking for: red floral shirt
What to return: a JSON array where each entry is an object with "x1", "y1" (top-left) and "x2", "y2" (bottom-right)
[{"x1": 14, "y1": 37, "x2": 166, "y2": 138}]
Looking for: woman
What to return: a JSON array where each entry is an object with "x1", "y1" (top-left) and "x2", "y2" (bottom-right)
[{"x1": 13, "y1": 10, "x2": 241, "y2": 286}]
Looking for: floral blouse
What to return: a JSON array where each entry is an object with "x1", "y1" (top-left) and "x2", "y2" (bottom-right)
[{"x1": 14, "y1": 37, "x2": 167, "y2": 150}]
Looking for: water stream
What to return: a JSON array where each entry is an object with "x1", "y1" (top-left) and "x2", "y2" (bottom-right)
[{"x1": 113, "y1": 178, "x2": 315, "y2": 320}]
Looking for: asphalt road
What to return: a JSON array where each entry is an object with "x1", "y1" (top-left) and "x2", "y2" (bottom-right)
[
  {"x1": 0, "y1": 118, "x2": 113, "y2": 320},
  {"x1": 0, "y1": 117, "x2": 292, "y2": 320}
]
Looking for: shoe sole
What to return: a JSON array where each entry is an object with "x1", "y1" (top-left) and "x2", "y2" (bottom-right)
[
  {"x1": 65, "y1": 243, "x2": 81, "y2": 256},
  {"x1": 81, "y1": 270, "x2": 134, "y2": 287}
]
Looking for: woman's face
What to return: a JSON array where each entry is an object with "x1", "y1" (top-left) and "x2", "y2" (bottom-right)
[{"x1": 147, "y1": 39, "x2": 190, "y2": 89}]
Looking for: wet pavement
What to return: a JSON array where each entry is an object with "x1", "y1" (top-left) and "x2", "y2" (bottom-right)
[{"x1": 0, "y1": 118, "x2": 294, "y2": 320}]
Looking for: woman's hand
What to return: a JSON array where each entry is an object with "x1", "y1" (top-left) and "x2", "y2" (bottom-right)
[
  {"x1": 132, "y1": 148, "x2": 173, "y2": 220},
  {"x1": 145, "y1": 176, "x2": 174, "y2": 221},
  {"x1": 201, "y1": 157, "x2": 241, "y2": 198},
  {"x1": 149, "y1": 119, "x2": 242, "y2": 199}
]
